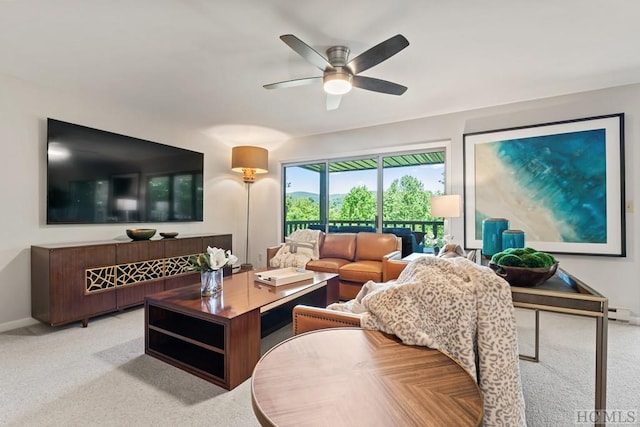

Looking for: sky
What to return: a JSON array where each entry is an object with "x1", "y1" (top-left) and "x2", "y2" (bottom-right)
[{"x1": 285, "y1": 164, "x2": 445, "y2": 194}]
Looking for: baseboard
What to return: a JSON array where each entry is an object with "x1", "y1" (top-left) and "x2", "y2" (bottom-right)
[
  {"x1": 608, "y1": 306, "x2": 631, "y2": 322},
  {"x1": 0, "y1": 317, "x2": 39, "y2": 333}
]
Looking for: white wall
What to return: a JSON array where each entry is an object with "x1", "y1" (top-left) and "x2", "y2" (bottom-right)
[
  {"x1": 1, "y1": 72, "x2": 638, "y2": 330},
  {"x1": 0, "y1": 73, "x2": 252, "y2": 330},
  {"x1": 262, "y1": 84, "x2": 640, "y2": 318}
]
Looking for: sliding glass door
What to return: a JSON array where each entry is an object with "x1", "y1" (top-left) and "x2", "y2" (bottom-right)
[
  {"x1": 382, "y1": 153, "x2": 445, "y2": 247},
  {"x1": 283, "y1": 163, "x2": 326, "y2": 235},
  {"x1": 282, "y1": 149, "x2": 446, "y2": 245},
  {"x1": 328, "y1": 157, "x2": 377, "y2": 231}
]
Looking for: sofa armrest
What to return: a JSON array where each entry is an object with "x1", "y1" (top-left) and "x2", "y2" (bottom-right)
[
  {"x1": 383, "y1": 258, "x2": 408, "y2": 281},
  {"x1": 292, "y1": 305, "x2": 362, "y2": 335},
  {"x1": 266, "y1": 244, "x2": 283, "y2": 268},
  {"x1": 384, "y1": 249, "x2": 402, "y2": 261}
]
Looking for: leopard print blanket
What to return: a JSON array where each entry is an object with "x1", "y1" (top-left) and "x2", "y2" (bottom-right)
[{"x1": 328, "y1": 256, "x2": 526, "y2": 426}]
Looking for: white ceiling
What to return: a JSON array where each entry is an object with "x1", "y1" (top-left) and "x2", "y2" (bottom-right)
[{"x1": 2, "y1": 0, "x2": 640, "y2": 139}]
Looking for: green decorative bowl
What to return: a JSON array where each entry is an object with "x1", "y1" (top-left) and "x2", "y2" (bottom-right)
[
  {"x1": 489, "y1": 262, "x2": 559, "y2": 287},
  {"x1": 126, "y1": 228, "x2": 157, "y2": 241}
]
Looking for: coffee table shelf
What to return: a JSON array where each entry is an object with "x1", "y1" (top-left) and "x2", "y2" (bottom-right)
[
  {"x1": 148, "y1": 306, "x2": 226, "y2": 349},
  {"x1": 147, "y1": 304, "x2": 228, "y2": 382}
]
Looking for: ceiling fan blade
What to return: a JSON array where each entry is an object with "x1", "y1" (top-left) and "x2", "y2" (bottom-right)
[
  {"x1": 347, "y1": 34, "x2": 409, "y2": 75},
  {"x1": 263, "y1": 76, "x2": 322, "y2": 90},
  {"x1": 280, "y1": 34, "x2": 332, "y2": 71},
  {"x1": 326, "y1": 94, "x2": 342, "y2": 110},
  {"x1": 352, "y1": 75, "x2": 407, "y2": 95}
]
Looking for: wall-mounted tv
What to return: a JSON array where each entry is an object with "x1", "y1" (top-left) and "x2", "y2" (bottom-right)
[{"x1": 47, "y1": 118, "x2": 204, "y2": 224}]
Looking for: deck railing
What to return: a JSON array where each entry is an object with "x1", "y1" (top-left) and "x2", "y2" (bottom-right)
[{"x1": 284, "y1": 219, "x2": 444, "y2": 243}]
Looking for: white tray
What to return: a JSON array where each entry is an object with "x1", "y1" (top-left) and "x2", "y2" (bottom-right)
[{"x1": 254, "y1": 268, "x2": 315, "y2": 286}]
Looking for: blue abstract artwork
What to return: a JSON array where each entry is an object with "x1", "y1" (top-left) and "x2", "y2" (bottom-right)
[
  {"x1": 474, "y1": 129, "x2": 607, "y2": 243},
  {"x1": 465, "y1": 113, "x2": 624, "y2": 256}
]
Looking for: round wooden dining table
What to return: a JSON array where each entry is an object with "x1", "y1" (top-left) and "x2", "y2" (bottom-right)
[{"x1": 251, "y1": 327, "x2": 483, "y2": 427}]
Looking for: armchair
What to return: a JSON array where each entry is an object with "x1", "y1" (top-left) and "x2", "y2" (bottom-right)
[
  {"x1": 292, "y1": 258, "x2": 408, "y2": 335},
  {"x1": 292, "y1": 251, "x2": 526, "y2": 426}
]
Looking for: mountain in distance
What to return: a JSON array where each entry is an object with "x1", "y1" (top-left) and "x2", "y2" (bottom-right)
[
  {"x1": 287, "y1": 191, "x2": 346, "y2": 207},
  {"x1": 288, "y1": 191, "x2": 319, "y2": 202}
]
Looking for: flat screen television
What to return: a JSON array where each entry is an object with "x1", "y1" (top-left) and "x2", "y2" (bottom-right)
[{"x1": 47, "y1": 118, "x2": 204, "y2": 224}]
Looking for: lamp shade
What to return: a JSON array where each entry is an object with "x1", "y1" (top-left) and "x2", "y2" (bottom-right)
[
  {"x1": 431, "y1": 195, "x2": 461, "y2": 218},
  {"x1": 231, "y1": 146, "x2": 268, "y2": 182}
]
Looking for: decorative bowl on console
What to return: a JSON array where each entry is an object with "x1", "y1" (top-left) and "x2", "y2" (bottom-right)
[
  {"x1": 489, "y1": 262, "x2": 559, "y2": 287},
  {"x1": 126, "y1": 228, "x2": 157, "y2": 241},
  {"x1": 160, "y1": 232, "x2": 179, "y2": 238}
]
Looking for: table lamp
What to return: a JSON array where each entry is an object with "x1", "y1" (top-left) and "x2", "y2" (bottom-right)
[{"x1": 430, "y1": 194, "x2": 461, "y2": 240}]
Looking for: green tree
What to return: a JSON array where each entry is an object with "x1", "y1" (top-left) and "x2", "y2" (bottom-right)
[
  {"x1": 286, "y1": 196, "x2": 319, "y2": 220},
  {"x1": 383, "y1": 175, "x2": 431, "y2": 221},
  {"x1": 328, "y1": 198, "x2": 341, "y2": 220},
  {"x1": 339, "y1": 186, "x2": 376, "y2": 220}
]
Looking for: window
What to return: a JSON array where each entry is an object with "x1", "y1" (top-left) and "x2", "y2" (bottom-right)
[
  {"x1": 329, "y1": 157, "x2": 377, "y2": 231},
  {"x1": 284, "y1": 163, "x2": 325, "y2": 235},
  {"x1": 282, "y1": 148, "x2": 446, "y2": 247}
]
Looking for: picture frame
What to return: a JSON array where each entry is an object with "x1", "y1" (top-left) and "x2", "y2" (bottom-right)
[{"x1": 463, "y1": 113, "x2": 625, "y2": 256}]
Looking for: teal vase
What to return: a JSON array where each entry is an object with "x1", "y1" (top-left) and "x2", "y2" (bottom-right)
[
  {"x1": 502, "y1": 229, "x2": 525, "y2": 250},
  {"x1": 482, "y1": 218, "x2": 509, "y2": 257}
]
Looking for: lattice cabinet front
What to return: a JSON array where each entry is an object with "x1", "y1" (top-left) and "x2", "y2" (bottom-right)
[{"x1": 86, "y1": 255, "x2": 196, "y2": 294}]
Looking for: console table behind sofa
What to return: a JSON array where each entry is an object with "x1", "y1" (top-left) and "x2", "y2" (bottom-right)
[{"x1": 31, "y1": 233, "x2": 231, "y2": 327}]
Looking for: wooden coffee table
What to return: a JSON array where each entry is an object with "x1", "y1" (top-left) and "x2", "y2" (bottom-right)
[
  {"x1": 144, "y1": 270, "x2": 338, "y2": 390},
  {"x1": 251, "y1": 328, "x2": 483, "y2": 427}
]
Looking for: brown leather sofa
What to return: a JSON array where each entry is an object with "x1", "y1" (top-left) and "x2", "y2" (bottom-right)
[
  {"x1": 292, "y1": 259, "x2": 408, "y2": 335},
  {"x1": 267, "y1": 232, "x2": 402, "y2": 301}
]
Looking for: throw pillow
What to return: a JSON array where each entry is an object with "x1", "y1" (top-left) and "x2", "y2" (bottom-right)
[{"x1": 283, "y1": 238, "x2": 318, "y2": 259}]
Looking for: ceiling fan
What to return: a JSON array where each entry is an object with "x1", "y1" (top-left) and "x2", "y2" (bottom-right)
[{"x1": 263, "y1": 34, "x2": 409, "y2": 110}]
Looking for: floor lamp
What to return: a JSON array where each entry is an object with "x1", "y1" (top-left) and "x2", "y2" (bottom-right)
[
  {"x1": 231, "y1": 146, "x2": 269, "y2": 270},
  {"x1": 430, "y1": 194, "x2": 461, "y2": 242}
]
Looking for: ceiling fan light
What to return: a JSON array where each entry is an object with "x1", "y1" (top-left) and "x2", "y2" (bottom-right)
[{"x1": 323, "y1": 73, "x2": 352, "y2": 95}]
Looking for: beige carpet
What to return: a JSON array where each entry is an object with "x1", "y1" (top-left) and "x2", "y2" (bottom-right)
[
  {"x1": 1, "y1": 307, "x2": 638, "y2": 426},
  {"x1": 515, "y1": 310, "x2": 640, "y2": 426}
]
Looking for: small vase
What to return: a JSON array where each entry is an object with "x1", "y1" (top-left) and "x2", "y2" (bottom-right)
[
  {"x1": 502, "y1": 229, "x2": 525, "y2": 251},
  {"x1": 482, "y1": 217, "x2": 510, "y2": 257},
  {"x1": 201, "y1": 269, "x2": 223, "y2": 297}
]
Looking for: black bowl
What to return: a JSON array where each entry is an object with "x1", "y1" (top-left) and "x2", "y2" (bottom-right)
[
  {"x1": 160, "y1": 232, "x2": 179, "y2": 238},
  {"x1": 489, "y1": 262, "x2": 559, "y2": 287}
]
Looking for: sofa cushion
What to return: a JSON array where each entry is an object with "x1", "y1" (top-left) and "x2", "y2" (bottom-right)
[
  {"x1": 355, "y1": 232, "x2": 399, "y2": 261},
  {"x1": 306, "y1": 258, "x2": 352, "y2": 274},
  {"x1": 339, "y1": 260, "x2": 384, "y2": 283},
  {"x1": 319, "y1": 233, "x2": 357, "y2": 260}
]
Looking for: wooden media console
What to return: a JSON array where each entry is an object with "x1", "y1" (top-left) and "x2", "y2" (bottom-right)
[{"x1": 31, "y1": 233, "x2": 231, "y2": 327}]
